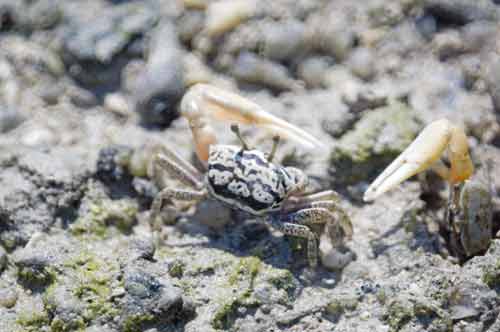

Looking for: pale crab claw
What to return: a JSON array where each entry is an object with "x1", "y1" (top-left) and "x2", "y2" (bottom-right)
[
  {"x1": 180, "y1": 83, "x2": 326, "y2": 164},
  {"x1": 363, "y1": 119, "x2": 474, "y2": 202}
]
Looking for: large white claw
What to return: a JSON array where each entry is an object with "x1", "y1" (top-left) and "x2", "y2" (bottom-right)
[
  {"x1": 363, "y1": 119, "x2": 473, "y2": 202},
  {"x1": 181, "y1": 84, "x2": 326, "y2": 161}
]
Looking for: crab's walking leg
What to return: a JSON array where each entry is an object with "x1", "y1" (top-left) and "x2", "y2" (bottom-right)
[
  {"x1": 283, "y1": 197, "x2": 353, "y2": 240},
  {"x1": 150, "y1": 152, "x2": 204, "y2": 189},
  {"x1": 180, "y1": 84, "x2": 325, "y2": 164},
  {"x1": 363, "y1": 119, "x2": 474, "y2": 202},
  {"x1": 150, "y1": 188, "x2": 208, "y2": 233},
  {"x1": 287, "y1": 190, "x2": 343, "y2": 204},
  {"x1": 285, "y1": 190, "x2": 353, "y2": 239},
  {"x1": 268, "y1": 215, "x2": 319, "y2": 267},
  {"x1": 149, "y1": 145, "x2": 203, "y2": 184},
  {"x1": 311, "y1": 202, "x2": 353, "y2": 240}
]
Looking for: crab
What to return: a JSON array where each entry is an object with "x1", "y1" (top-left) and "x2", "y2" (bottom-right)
[
  {"x1": 363, "y1": 119, "x2": 493, "y2": 260},
  {"x1": 148, "y1": 84, "x2": 353, "y2": 267}
]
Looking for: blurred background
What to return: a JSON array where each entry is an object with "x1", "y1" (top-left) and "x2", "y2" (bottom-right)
[{"x1": 0, "y1": 1, "x2": 500, "y2": 332}]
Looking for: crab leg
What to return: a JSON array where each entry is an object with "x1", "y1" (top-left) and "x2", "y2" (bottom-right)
[
  {"x1": 180, "y1": 84, "x2": 325, "y2": 164},
  {"x1": 363, "y1": 119, "x2": 474, "y2": 202}
]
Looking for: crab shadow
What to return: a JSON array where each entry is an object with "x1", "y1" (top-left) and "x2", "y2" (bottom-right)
[
  {"x1": 368, "y1": 207, "x2": 445, "y2": 260},
  {"x1": 171, "y1": 212, "x2": 348, "y2": 289}
]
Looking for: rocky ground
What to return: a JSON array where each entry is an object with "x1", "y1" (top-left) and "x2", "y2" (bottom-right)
[{"x1": 1, "y1": 0, "x2": 500, "y2": 331}]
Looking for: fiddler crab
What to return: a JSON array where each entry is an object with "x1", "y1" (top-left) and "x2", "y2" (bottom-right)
[
  {"x1": 149, "y1": 84, "x2": 353, "y2": 268},
  {"x1": 364, "y1": 119, "x2": 493, "y2": 260}
]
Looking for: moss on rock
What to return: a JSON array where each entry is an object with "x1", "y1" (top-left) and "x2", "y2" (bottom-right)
[
  {"x1": 330, "y1": 101, "x2": 421, "y2": 185},
  {"x1": 70, "y1": 198, "x2": 138, "y2": 238},
  {"x1": 62, "y1": 251, "x2": 119, "y2": 322},
  {"x1": 16, "y1": 309, "x2": 50, "y2": 332},
  {"x1": 212, "y1": 257, "x2": 262, "y2": 330}
]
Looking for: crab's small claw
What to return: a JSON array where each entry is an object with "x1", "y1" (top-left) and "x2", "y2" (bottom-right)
[
  {"x1": 180, "y1": 84, "x2": 326, "y2": 164},
  {"x1": 363, "y1": 119, "x2": 474, "y2": 202}
]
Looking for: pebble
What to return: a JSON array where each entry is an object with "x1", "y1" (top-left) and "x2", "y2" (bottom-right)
[
  {"x1": 319, "y1": 233, "x2": 354, "y2": 270},
  {"x1": 232, "y1": 52, "x2": 303, "y2": 91},
  {"x1": 0, "y1": 288, "x2": 17, "y2": 308},
  {"x1": 347, "y1": 47, "x2": 376, "y2": 81},
  {"x1": 205, "y1": 0, "x2": 258, "y2": 37},
  {"x1": 0, "y1": 106, "x2": 23, "y2": 133},
  {"x1": 297, "y1": 56, "x2": 334, "y2": 88},
  {"x1": 132, "y1": 21, "x2": 184, "y2": 128},
  {"x1": 0, "y1": 246, "x2": 7, "y2": 271}
]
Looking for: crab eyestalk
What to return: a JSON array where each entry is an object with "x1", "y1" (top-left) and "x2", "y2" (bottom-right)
[
  {"x1": 230, "y1": 123, "x2": 250, "y2": 150},
  {"x1": 268, "y1": 135, "x2": 280, "y2": 162},
  {"x1": 363, "y1": 119, "x2": 474, "y2": 202}
]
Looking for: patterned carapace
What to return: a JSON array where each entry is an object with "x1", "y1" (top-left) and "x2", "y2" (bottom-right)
[{"x1": 206, "y1": 145, "x2": 306, "y2": 215}]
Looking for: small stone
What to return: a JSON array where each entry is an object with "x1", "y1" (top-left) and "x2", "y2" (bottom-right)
[
  {"x1": 415, "y1": 14, "x2": 437, "y2": 40},
  {"x1": 205, "y1": 0, "x2": 258, "y2": 37},
  {"x1": 104, "y1": 92, "x2": 131, "y2": 116},
  {"x1": 127, "y1": 238, "x2": 155, "y2": 261},
  {"x1": 21, "y1": 128, "x2": 57, "y2": 147},
  {"x1": 67, "y1": 85, "x2": 98, "y2": 108},
  {"x1": 423, "y1": 0, "x2": 499, "y2": 25},
  {"x1": 232, "y1": 52, "x2": 302, "y2": 91},
  {"x1": 319, "y1": 234, "x2": 355, "y2": 270},
  {"x1": 0, "y1": 106, "x2": 23, "y2": 133},
  {"x1": 96, "y1": 145, "x2": 133, "y2": 182},
  {"x1": 0, "y1": 288, "x2": 17, "y2": 308},
  {"x1": 347, "y1": 47, "x2": 375, "y2": 81},
  {"x1": 0, "y1": 246, "x2": 7, "y2": 271},
  {"x1": 191, "y1": 199, "x2": 232, "y2": 229},
  {"x1": 85, "y1": 325, "x2": 114, "y2": 332},
  {"x1": 297, "y1": 56, "x2": 334, "y2": 88},
  {"x1": 155, "y1": 284, "x2": 184, "y2": 315},
  {"x1": 132, "y1": 21, "x2": 184, "y2": 128},
  {"x1": 432, "y1": 30, "x2": 464, "y2": 59}
]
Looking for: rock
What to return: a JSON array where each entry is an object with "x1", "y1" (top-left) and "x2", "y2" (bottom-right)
[
  {"x1": 177, "y1": 10, "x2": 205, "y2": 43},
  {"x1": 127, "y1": 237, "x2": 155, "y2": 261},
  {"x1": 483, "y1": 55, "x2": 500, "y2": 113},
  {"x1": 330, "y1": 101, "x2": 421, "y2": 186},
  {"x1": 0, "y1": 287, "x2": 17, "y2": 308},
  {"x1": 306, "y1": 13, "x2": 355, "y2": 61},
  {"x1": 84, "y1": 325, "x2": 114, "y2": 332},
  {"x1": 232, "y1": 52, "x2": 302, "y2": 91},
  {"x1": 0, "y1": 106, "x2": 23, "y2": 133},
  {"x1": 131, "y1": 21, "x2": 184, "y2": 128},
  {"x1": 415, "y1": 13, "x2": 437, "y2": 40},
  {"x1": 432, "y1": 30, "x2": 464, "y2": 59},
  {"x1": 70, "y1": 181, "x2": 138, "y2": 237},
  {"x1": 63, "y1": 3, "x2": 157, "y2": 64},
  {"x1": 319, "y1": 233, "x2": 355, "y2": 270},
  {"x1": 96, "y1": 145, "x2": 134, "y2": 182},
  {"x1": 62, "y1": 2, "x2": 158, "y2": 89},
  {"x1": 20, "y1": 0, "x2": 62, "y2": 30},
  {"x1": 346, "y1": 47, "x2": 376, "y2": 81},
  {"x1": 43, "y1": 284, "x2": 86, "y2": 331},
  {"x1": 205, "y1": 0, "x2": 258, "y2": 37},
  {"x1": 0, "y1": 0, "x2": 61, "y2": 31},
  {"x1": 423, "y1": 0, "x2": 499, "y2": 25},
  {"x1": 461, "y1": 21, "x2": 497, "y2": 53},
  {"x1": 259, "y1": 20, "x2": 307, "y2": 62},
  {"x1": 297, "y1": 56, "x2": 334, "y2": 89},
  {"x1": 66, "y1": 85, "x2": 98, "y2": 108},
  {"x1": 342, "y1": 90, "x2": 388, "y2": 114},
  {"x1": 121, "y1": 269, "x2": 194, "y2": 331},
  {"x1": 13, "y1": 245, "x2": 56, "y2": 287},
  {"x1": 0, "y1": 246, "x2": 6, "y2": 271},
  {"x1": 368, "y1": 2, "x2": 404, "y2": 27}
]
